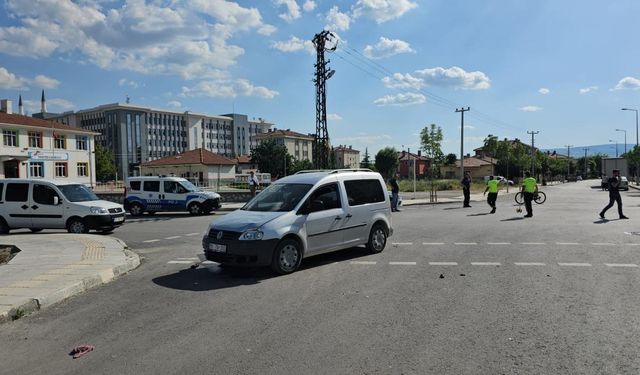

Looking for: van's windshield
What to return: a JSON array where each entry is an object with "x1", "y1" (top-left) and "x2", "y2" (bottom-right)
[
  {"x1": 59, "y1": 184, "x2": 100, "y2": 202},
  {"x1": 242, "y1": 183, "x2": 312, "y2": 212},
  {"x1": 180, "y1": 180, "x2": 200, "y2": 192}
]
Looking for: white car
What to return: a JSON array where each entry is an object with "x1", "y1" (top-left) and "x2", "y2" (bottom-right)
[
  {"x1": 202, "y1": 169, "x2": 393, "y2": 274},
  {"x1": 602, "y1": 176, "x2": 629, "y2": 191},
  {"x1": 125, "y1": 176, "x2": 221, "y2": 215}
]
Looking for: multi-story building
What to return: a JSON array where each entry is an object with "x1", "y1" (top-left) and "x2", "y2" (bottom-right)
[
  {"x1": 38, "y1": 99, "x2": 273, "y2": 178},
  {"x1": 0, "y1": 99, "x2": 97, "y2": 185},
  {"x1": 332, "y1": 145, "x2": 360, "y2": 169},
  {"x1": 255, "y1": 128, "x2": 314, "y2": 162}
]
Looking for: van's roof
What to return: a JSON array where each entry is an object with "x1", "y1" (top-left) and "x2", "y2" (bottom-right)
[
  {"x1": 0, "y1": 178, "x2": 86, "y2": 186},
  {"x1": 126, "y1": 176, "x2": 186, "y2": 181},
  {"x1": 275, "y1": 169, "x2": 382, "y2": 185}
]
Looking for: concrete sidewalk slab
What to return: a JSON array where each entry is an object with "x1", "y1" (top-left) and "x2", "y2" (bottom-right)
[{"x1": 0, "y1": 233, "x2": 139, "y2": 324}]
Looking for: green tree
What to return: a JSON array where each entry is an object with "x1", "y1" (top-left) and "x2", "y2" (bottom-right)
[
  {"x1": 483, "y1": 134, "x2": 499, "y2": 175},
  {"x1": 360, "y1": 147, "x2": 372, "y2": 169},
  {"x1": 290, "y1": 159, "x2": 314, "y2": 174},
  {"x1": 444, "y1": 153, "x2": 457, "y2": 165},
  {"x1": 250, "y1": 139, "x2": 292, "y2": 177},
  {"x1": 374, "y1": 147, "x2": 399, "y2": 179},
  {"x1": 95, "y1": 144, "x2": 117, "y2": 181},
  {"x1": 420, "y1": 124, "x2": 444, "y2": 178}
]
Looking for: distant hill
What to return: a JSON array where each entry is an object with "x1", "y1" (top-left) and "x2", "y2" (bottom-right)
[{"x1": 543, "y1": 144, "x2": 634, "y2": 158}]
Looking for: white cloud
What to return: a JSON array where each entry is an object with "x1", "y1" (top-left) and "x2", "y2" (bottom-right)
[
  {"x1": 303, "y1": 0, "x2": 316, "y2": 12},
  {"x1": 414, "y1": 66, "x2": 491, "y2": 90},
  {"x1": 167, "y1": 100, "x2": 182, "y2": 109},
  {"x1": 271, "y1": 36, "x2": 315, "y2": 54},
  {"x1": 31, "y1": 74, "x2": 60, "y2": 89},
  {"x1": 47, "y1": 98, "x2": 74, "y2": 110},
  {"x1": 373, "y1": 93, "x2": 426, "y2": 106},
  {"x1": 327, "y1": 113, "x2": 342, "y2": 121},
  {"x1": 519, "y1": 106, "x2": 542, "y2": 112},
  {"x1": 363, "y1": 37, "x2": 415, "y2": 59},
  {"x1": 0, "y1": 67, "x2": 28, "y2": 89},
  {"x1": 274, "y1": 0, "x2": 301, "y2": 22},
  {"x1": 382, "y1": 73, "x2": 423, "y2": 90},
  {"x1": 352, "y1": 0, "x2": 418, "y2": 24},
  {"x1": 613, "y1": 77, "x2": 640, "y2": 91},
  {"x1": 325, "y1": 6, "x2": 351, "y2": 31},
  {"x1": 181, "y1": 79, "x2": 279, "y2": 99},
  {"x1": 538, "y1": 88, "x2": 550, "y2": 95},
  {"x1": 579, "y1": 86, "x2": 598, "y2": 94},
  {"x1": 118, "y1": 78, "x2": 140, "y2": 89},
  {"x1": 22, "y1": 98, "x2": 73, "y2": 112}
]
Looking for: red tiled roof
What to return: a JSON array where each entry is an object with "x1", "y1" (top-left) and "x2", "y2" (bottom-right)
[
  {"x1": 452, "y1": 157, "x2": 494, "y2": 168},
  {"x1": 142, "y1": 148, "x2": 236, "y2": 167},
  {"x1": 397, "y1": 151, "x2": 428, "y2": 161},
  {"x1": 256, "y1": 129, "x2": 314, "y2": 140},
  {"x1": 0, "y1": 112, "x2": 98, "y2": 134}
]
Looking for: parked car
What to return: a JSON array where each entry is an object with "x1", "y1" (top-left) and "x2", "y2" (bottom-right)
[
  {"x1": 124, "y1": 176, "x2": 221, "y2": 215},
  {"x1": 483, "y1": 176, "x2": 514, "y2": 185},
  {"x1": 0, "y1": 179, "x2": 125, "y2": 234},
  {"x1": 202, "y1": 169, "x2": 393, "y2": 275},
  {"x1": 601, "y1": 176, "x2": 629, "y2": 191}
]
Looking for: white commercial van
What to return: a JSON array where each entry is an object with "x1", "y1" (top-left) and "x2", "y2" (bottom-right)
[
  {"x1": 124, "y1": 176, "x2": 222, "y2": 216},
  {"x1": 0, "y1": 179, "x2": 125, "y2": 234},
  {"x1": 202, "y1": 169, "x2": 393, "y2": 274}
]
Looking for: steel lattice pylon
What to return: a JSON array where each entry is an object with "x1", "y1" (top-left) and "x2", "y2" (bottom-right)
[{"x1": 312, "y1": 30, "x2": 336, "y2": 169}]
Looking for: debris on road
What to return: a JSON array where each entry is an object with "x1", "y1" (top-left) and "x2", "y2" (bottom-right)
[{"x1": 70, "y1": 344, "x2": 95, "y2": 359}]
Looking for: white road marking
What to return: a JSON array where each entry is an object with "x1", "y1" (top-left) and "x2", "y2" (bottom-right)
[
  {"x1": 556, "y1": 242, "x2": 580, "y2": 245},
  {"x1": 488, "y1": 242, "x2": 511, "y2": 245},
  {"x1": 514, "y1": 262, "x2": 546, "y2": 266},
  {"x1": 389, "y1": 261, "x2": 417, "y2": 265},
  {"x1": 625, "y1": 244, "x2": 640, "y2": 246},
  {"x1": 471, "y1": 262, "x2": 501, "y2": 266},
  {"x1": 185, "y1": 233, "x2": 201, "y2": 236},
  {"x1": 521, "y1": 242, "x2": 545, "y2": 245},
  {"x1": 558, "y1": 262, "x2": 592, "y2": 267},
  {"x1": 201, "y1": 261, "x2": 217, "y2": 265},
  {"x1": 143, "y1": 239, "x2": 160, "y2": 243},
  {"x1": 592, "y1": 243, "x2": 615, "y2": 246},
  {"x1": 168, "y1": 260, "x2": 195, "y2": 264},
  {"x1": 350, "y1": 261, "x2": 377, "y2": 265},
  {"x1": 423, "y1": 242, "x2": 445, "y2": 245},
  {"x1": 175, "y1": 257, "x2": 199, "y2": 260},
  {"x1": 429, "y1": 262, "x2": 458, "y2": 266},
  {"x1": 165, "y1": 236, "x2": 181, "y2": 240},
  {"x1": 455, "y1": 242, "x2": 477, "y2": 245},
  {"x1": 605, "y1": 263, "x2": 639, "y2": 268},
  {"x1": 392, "y1": 242, "x2": 413, "y2": 246}
]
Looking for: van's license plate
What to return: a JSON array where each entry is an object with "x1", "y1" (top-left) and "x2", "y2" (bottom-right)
[
  {"x1": 209, "y1": 243, "x2": 226, "y2": 253},
  {"x1": 113, "y1": 216, "x2": 124, "y2": 222}
]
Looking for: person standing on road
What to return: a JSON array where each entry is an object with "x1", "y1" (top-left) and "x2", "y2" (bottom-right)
[
  {"x1": 600, "y1": 169, "x2": 629, "y2": 220},
  {"x1": 522, "y1": 171, "x2": 538, "y2": 218},
  {"x1": 249, "y1": 171, "x2": 260, "y2": 197},
  {"x1": 390, "y1": 177, "x2": 400, "y2": 212},
  {"x1": 483, "y1": 176, "x2": 499, "y2": 214},
  {"x1": 461, "y1": 171, "x2": 472, "y2": 208}
]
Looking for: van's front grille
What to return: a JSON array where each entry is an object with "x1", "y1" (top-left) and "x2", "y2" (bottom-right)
[
  {"x1": 208, "y1": 229, "x2": 241, "y2": 241},
  {"x1": 108, "y1": 208, "x2": 123, "y2": 214}
]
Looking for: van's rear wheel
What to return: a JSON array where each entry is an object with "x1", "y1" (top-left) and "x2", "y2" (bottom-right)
[
  {"x1": 67, "y1": 219, "x2": 89, "y2": 234},
  {"x1": 366, "y1": 224, "x2": 387, "y2": 254},
  {"x1": 188, "y1": 202, "x2": 203, "y2": 215},
  {"x1": 129, "y1": 203, "x2": 144, "y2": 216},
  {"x1": 271, "y1": 239, "x2": 302, "y2": 275}
]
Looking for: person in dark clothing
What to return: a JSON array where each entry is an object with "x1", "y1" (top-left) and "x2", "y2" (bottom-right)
[
  {"x1": 461, "y1": 171, "x2": 471, "y2": 208},
  {"x1": 600, "y1": 169, "x2": 628, "y2": 220},
  {"x1": 390, "y1": 177, "x2": 400, "y2": 212}
]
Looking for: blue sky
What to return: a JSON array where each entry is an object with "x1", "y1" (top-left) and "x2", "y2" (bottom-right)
[{"x1": 1, "y1": 0, "x2": 639, "y2": 157}]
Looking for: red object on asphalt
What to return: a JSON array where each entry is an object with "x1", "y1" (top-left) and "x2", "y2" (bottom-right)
[{"x1": 70, "y1": 344, "x2": 95, "y2": 359}]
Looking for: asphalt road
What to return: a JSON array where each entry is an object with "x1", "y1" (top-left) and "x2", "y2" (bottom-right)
[{"x1": 2, "y1": 181, "x2": 640, "y2": 374}]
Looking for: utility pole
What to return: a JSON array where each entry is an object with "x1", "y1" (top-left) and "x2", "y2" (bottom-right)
[
  {"x1": 312, "y1": 30, "x2": 337, "y2": 169},
  {"x1": 583, "y1": 148, "x2": 589, "y2": 178},
  {"x1": 456, "y1": 107, "x2": 470, "y2": 178},
  {"x1": 565, "y1": 144, "x2": 572, "y2": 181},
  {"x1": 527, "y1": 131, "x2": 539, "y2": 176}
]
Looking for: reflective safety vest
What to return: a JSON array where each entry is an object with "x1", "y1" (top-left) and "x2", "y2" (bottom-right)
[
  {"x1": 487, "y1": 179, "x2": 499, "y2": 193},
  {"x1": 523, "y1": 177, "x2": 537, "y2": 193}
]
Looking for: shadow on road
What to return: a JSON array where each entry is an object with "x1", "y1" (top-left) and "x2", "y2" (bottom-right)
[
  {"x1": 442, "y1": 207, "x2": 465, "y2": 210},
  {"x1": 152, "y1": 246, "x2": 373, "y2": 291},
  {"x1": 500, "y1": 217, "x2": 525, "y2": 221},
  {"x1": 467, "y1": 212, "x2": 491, "y2": 216}
]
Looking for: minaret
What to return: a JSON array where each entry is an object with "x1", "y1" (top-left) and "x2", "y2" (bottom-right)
[
  {"x1": 18, "y1": 94, "x2": 24, "y2": 115},
  {"x1": 41, "y1": 90, "x2": 47, "y2": 113}
]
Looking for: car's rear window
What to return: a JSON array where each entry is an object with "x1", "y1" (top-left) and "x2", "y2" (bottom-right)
[
  {"x1": 129, "y1": 181, "x2": 141, "y2": 191},
  {"x1": 344, "y1": 179, "x2": 385, "y2": 206}
]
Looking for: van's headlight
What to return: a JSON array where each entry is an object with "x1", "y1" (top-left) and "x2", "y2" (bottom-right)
[
  {"x1": 90, "y1": 207, "x2": 108, "y2": 214},
  {"x1": 240, "y1": 230, "x2": 263, "y2": 241}
]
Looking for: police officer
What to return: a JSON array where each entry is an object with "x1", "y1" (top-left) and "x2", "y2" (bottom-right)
[
  {"x1": 522, "y1": 171, "x2": 538, "y2": 218},
  {"x1": 461, "y1": 171, "x2": 471, "y2": 208},
  {"x1": 483, "y1": 175, "x2": 499, "y2": 213},
  {"x1": 599, "y1": 169, "x2": 628, "y2": 220}
]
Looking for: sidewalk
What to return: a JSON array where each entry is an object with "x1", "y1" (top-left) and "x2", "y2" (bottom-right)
[{"x1": 0, "y1": 234, "x2": 139, "y2": 324}]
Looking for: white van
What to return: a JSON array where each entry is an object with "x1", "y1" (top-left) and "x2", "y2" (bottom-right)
[
  {"x1": 201, "y1": 169, "x2": 393, "y2": 274},
  {"x1": 124, "y1": 176, "x2": 221, "y2": 216},
  {"x1": 0, "y1": 179, "x2": 125, "y2": 234}
]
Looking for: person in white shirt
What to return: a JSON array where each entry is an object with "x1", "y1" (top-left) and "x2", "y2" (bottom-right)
[{"x1": 249, "y1": 171, "x2": 260, "y2": 197}]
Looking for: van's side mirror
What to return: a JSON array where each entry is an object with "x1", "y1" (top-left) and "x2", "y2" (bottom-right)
[{"x1": 53, "y1": 196, "x2": 59, "y2": 205}]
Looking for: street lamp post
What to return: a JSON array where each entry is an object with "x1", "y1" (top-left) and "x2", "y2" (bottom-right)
[
  {"x1": 622, "y1": 108, "x2": 639, "y2": 184},
  {"x1": 616, "y1": 129, "x2": 627, "y2": 155},
  {"x1": 609, "y1": 140, "x2": 618, "y2": 157}
]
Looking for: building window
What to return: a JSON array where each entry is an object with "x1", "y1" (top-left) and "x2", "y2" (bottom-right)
[
  {"x1": 28, "y1": 131, "x2": 43, "y2": 148},
  {"x1": 54, "y1": 134, "x2": 66, "y2": 149},
  {"x1": 2, "y1": 130, "x2": 18, "y2": 147},
  {"x1": 29, "y1": 162, "x2": 44, "y2": 178},
  {"x1": 55, "y1": 162, "x2": 68, "y2": 177},
  {"x1": 76, "y1": 136, "x2": 88, "y2": 150},
  {"x1": 77, "y1": 162, "x2": 89, "y2": 177}
]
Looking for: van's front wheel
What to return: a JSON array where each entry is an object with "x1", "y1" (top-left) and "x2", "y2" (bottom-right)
[
  {"x1": 366, "y1": 224, "x2": 387, "y2": 254},
  {"x1": 129, "y1": 203, "x2": 144, "y2": 216},
  {"x1": 188, "y1": 202, "x2": 203, "y2": 215},
  {"x1": 271, "y1": 239, "x2": 302, "y2": 275},
  {"x1": 67, "y1": 219, "x2": 89, "y2": 234}
]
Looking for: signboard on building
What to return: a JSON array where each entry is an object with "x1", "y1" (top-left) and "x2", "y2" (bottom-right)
[{"x1": 28, "y1": 151, "x2": 69, "y2": 161}]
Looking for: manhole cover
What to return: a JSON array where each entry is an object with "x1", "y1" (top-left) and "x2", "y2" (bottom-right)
[{"x1": 624, "y1": 232, "x2": 640, "y2": 236}]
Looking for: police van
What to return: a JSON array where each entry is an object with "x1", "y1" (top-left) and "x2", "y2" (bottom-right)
[{"x1": 124, "y1": 176, "x2": 222, "y2": 216}]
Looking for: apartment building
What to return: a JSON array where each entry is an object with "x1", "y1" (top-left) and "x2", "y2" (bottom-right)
[
  {"x1": 332, "y1": 145, "x2": 360, "y2": 169},
  {"x1": 255, "y1": 128, "x2": 314, "y2": 162}
]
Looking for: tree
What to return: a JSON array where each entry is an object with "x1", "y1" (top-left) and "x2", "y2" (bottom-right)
[
  {"x1": 483, "y1": 134, "x2": 499, "y2": 175},
  {"x1": 444, "y1": 153, "x2": 457, "y2": 166},
  {"x1": 290, "y1": 159, "x2": 314, "y2": 174},
  {"x1": 250, "y1": 139, "x2": 292, "y2": 177},
  {"x1": 360, "y1": 147, "x2": 372, "y2": 169},
  {"x1": 374, "y1": 147, "x2": 399, "y2": 179},
  {"x1": 95, "y1": 144, "x2": 117, "y2": 181},
  {"x1": 420, "y1": 124, "x2": 444, "y2": 178}
]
